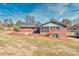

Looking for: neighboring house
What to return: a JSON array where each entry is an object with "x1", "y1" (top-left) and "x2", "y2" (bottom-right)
[
  {"x1": 20, "y1": 20, "x2": 67, "y2": 39},
  {"x1": 20, "y1": 24, "x2": 38, "y2": 34},
  {"x1": 73, "y1": 30, "x2": 79, "y2": 38},
  {"x1": 68, "y1": 24, "x2": 79, "y2": 38}
]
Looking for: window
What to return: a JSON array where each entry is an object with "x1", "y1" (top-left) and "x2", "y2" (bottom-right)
[
  {"x1": 40, "y1": 26, "x2": 49, "y2": 32},
  {"x1": 53, "y1": 26, "x2": 60, "y2": 30},
  {"x1": 49, "y1": 26, "x2": 60, "y2": 30},
  {"x1": 56, "y1": 26, "x2": 60, "y2": 30},
  {"x1": 52, "y1": 34, "x2": 59, "y2": 38},
  {"x1": 50, "y1": 26, "x2": 53, "y2": 30},
  {"x1": 45, "y1": 26, "x2": 49, "y2": 32}
]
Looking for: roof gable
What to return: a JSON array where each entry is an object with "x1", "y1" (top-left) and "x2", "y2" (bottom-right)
[
  {"x1": 42, "y1": 23, "x2": 60, "y2": 27},
  {"x1": 20, "y1": 20, "x2": 67, "y2": 28},
  {"x1": 39, "y1": 20, "x2": 67, "y2": 28}
]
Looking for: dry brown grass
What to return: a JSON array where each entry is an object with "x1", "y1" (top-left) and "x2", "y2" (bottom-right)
[{"x1": 0, "y1": 31, "x2": 79, "y2": 56}]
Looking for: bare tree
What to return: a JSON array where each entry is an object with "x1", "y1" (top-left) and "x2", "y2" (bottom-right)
[
  {"x1": 25, "y1": 15, "x2": 36, "y2": 25},
  {"x1": 4, "y1": 18, "x2": 13, "y2": 27},
  {"x1": 61, "y1": 19, "x2": 72, "y2": 30}
]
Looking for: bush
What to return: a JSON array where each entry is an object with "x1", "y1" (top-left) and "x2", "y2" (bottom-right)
[{"x1": 13, "y1": 26, "x2": 20, "y2": 32}]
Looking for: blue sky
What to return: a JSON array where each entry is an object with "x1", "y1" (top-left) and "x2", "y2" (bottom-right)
[{"x1": 0, "y1": 3, "x2": 79, "y2": 23}]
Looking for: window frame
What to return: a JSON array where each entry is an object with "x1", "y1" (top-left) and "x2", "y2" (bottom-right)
[
  {"x1": 53, "y1": 26, "x2": 60, "y2": 30},
  {"x1": 40, "y1": 26, "x2": 49, "y2": 32}
]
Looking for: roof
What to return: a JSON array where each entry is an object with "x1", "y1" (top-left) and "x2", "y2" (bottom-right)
[
  {"x1": 20, "y1": 24, "x2": 38, "y2": 28},
  {"x1": 20, "y1": 20, "x2": 67, "y2": 28},
  {"x1": 39, "y1": 20, "x2": 67, "y2": 28}
]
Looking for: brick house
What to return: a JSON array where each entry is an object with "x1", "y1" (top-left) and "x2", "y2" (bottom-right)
[
  {"x1": 20, "y1": 20, "x2": 67, "y2": 39},
  {"x1": 20, "y1": 24, "x2": 38, "y2": 34}
]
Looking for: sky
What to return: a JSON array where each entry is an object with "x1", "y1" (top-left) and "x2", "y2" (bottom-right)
[{"x1": 0, "y1": 3, "x2": 79, "y2": 23}]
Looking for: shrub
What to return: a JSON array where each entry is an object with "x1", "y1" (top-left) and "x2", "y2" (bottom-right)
[{"x1": 13, "y1": 26, "x2": 20, "y2": 32}]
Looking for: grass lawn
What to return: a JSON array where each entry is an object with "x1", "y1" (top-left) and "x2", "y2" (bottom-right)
[{"x1": 0, "y1": 31, "x2": 79, "y2": 56}]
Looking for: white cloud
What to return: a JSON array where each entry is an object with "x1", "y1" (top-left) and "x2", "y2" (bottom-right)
[
  {"x1": 27, "y1": 3, "x2": 71, "y2": 22},
  {"x1": 1, "y1": 3, "x2": 79, "y2": 22}
]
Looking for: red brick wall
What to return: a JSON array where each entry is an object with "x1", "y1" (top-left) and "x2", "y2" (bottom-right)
[
  {"x1": 49, "y1": 27, "x2": 67, "y2": 39},
  {"x1": 20, "y1": 28, "x2": 34, "y2": 33},
  {"x1": 20, "y1": 27, "x2": 67, "y2": 40}
]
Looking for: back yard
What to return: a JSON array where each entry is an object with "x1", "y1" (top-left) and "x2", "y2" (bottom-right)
[{"x1": 0, "y1": 31, "x2": 79, "y2": 56}]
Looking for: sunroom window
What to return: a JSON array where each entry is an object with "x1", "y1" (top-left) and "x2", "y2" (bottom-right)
[
  {"x1": 53, "y1": 26, "x2": 60, "y2": 30},
  {"x1": 40, "y1": 26, "x2": 49, "y2": 32}
]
